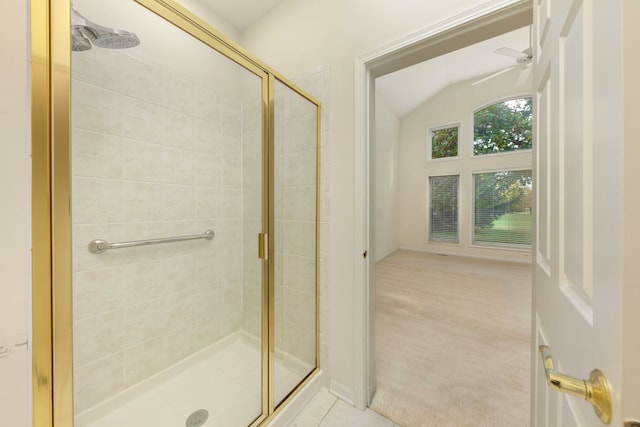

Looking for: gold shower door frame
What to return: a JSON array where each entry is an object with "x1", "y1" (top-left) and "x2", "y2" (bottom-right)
[{"x1": 30, "y1": 1, "x2": 321, "y2": 426}]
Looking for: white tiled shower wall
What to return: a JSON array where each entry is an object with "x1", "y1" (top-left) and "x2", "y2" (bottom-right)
[{"x1": 71, "y1": 48, "x2": 249, "y2": 413}]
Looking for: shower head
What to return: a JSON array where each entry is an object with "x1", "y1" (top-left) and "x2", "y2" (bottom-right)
[
  {"x1": 71, "y1": 26, "x2": 92, "y2": 52},
  {"x1": 79, "y1": 26, "x2": 141, "y2": 49},
  {"x1": 71, "y1": 5, "x2": 140, "y2": 52}
]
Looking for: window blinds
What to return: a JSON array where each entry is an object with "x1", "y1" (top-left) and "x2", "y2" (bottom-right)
[
  {"x1": 429, "y1": 175, "x2": 459, "y2": 243},
  {"x1": 473, "y1": 170, "x2": 532, "y2": 247}
]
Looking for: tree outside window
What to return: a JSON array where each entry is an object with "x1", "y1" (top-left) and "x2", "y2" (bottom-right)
[
  {"x1": 473, "y1": 170, "x2": 532, "y2": 246},
  {"x1": 473, "y1": 97, "x2": 532, "y2": 155},
  {"x1": 430, "y1": 125, "x2": 459, "y2": 159}
]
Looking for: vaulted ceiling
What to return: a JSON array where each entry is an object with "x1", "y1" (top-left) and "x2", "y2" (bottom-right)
[
  {"x1": 376, "y1": 26, "x2": 531, "y2": 118},
  {"x1": 194, "y1": 1, "x2": 530, "y2": 119}
]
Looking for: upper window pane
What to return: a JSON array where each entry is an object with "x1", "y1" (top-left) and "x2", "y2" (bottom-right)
[
  {"x1": 430, "y1": 125, "x2": 459, "y2": 159},
  {"x1": 473, "y1": 97, "x2": 532, "y2": 156}
]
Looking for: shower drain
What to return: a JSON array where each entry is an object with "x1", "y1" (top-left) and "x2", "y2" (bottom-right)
[{"x1": 186, "y1": 409, "x2": 209, "y2": 427}]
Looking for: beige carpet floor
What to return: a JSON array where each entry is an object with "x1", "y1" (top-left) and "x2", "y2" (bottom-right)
[{"x1": 370, "y1": 250, "x2": 532, "y2": 427}]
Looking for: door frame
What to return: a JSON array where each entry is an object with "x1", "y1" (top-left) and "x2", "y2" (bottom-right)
[{"x1": 352, "y1": 0, "x2": 533, "y2": 409}]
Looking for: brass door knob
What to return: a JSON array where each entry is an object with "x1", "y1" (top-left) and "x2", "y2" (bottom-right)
[{"x1": 539, "y1": 345, "x2": 612, "y2": 424}]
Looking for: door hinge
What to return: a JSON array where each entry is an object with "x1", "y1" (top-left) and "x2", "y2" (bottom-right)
[{"x1": 258, "y1": 233, "x2": 268, "y2": 260}]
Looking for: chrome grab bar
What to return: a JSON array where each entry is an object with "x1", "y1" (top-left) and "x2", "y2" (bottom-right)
[{"x1": 88, "y1": 229, "x2": 215, "y2": 254}]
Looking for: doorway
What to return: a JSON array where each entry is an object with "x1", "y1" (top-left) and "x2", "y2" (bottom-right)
[
  {"x1": 370, "y1": 25, "x2": 534, "y2": 427},
  {"x1": 352, "y1": 0, "x2": 534, "y2": 417}
]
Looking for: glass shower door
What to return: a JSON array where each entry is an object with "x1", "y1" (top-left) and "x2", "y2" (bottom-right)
[
  {"x1": 69, "y1": 1, "x2": 266, "y2": 425},
  {"x1": 273, "y1": 79, "x2": 319, "y2": 406}
]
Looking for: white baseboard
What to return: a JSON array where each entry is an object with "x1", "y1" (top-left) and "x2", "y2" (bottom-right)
[
  {"x1": 398, "y1": 245, "x2": 532, "y2": 264},
  {"x1": 328, "y1": 379, "x2": 355, "y2": 406}
]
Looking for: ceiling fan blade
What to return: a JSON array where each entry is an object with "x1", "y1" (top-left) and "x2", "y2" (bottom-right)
[
  {"x1": 472, "y1": 65, "x2": 518, "y2": 86},
  {"x1": 494, "y1": 47, "x2": 526, "y2": 59}
]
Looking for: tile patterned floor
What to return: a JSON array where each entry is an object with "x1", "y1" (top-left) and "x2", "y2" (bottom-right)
[{"x1": 291, "y1": 388, "x2": 400, "y2": 427}]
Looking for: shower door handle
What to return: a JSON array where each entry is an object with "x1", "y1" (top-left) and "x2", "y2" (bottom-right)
[{"x1": 258, "y1": 233, "x2": 269, "y2": 260}]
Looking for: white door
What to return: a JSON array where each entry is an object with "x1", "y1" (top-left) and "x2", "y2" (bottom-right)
[{"x1": 533, "y1": 0, "x2": 639, "y2": 425}]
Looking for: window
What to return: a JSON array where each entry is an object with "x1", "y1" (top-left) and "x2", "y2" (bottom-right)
[
  {"x1": 430, "y1": 124, "x2": 459, "y2": 159},
  {"x1": 473, "y1": 170, "x2": 532, "y2": 247},
  {"x1": 429, "y1": 175, "x2": 459, "y2": 243},
  {"x1": 473, "y1": 97, "x2": 532, "y2": 156}
]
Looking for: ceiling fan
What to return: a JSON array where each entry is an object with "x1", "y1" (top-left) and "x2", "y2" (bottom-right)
[{"x1": 472, "y1": 47, "x2": 533, "y2": 86}]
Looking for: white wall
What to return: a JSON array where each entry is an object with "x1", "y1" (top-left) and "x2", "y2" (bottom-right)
[
  {"x1": 397, "y1": 68, "x2": 532, "y2": 262},
  {"x1": 374, "y1": 94, "x2": 400, "y2": 261},
  {"x1": 241, "y1": 0, "x2": 507, "y2": 402},
  {"x1": 0, "y1": 1, "x2": 30, "y2": 426},
  {"x1": 175, "y1": 0, "x2": 241, "y2": 41}
]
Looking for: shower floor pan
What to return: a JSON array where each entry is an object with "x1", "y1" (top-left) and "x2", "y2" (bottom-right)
[{"x1": 75, "y1": 332, "x2": 310, "y2": 427}]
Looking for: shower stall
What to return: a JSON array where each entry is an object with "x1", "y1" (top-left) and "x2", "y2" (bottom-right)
[{"x1": 32, "y1": 1, "x2": 320, "y2": 426}]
